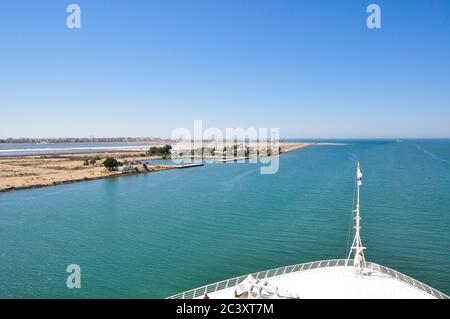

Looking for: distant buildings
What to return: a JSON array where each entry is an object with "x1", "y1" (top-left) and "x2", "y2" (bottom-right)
[{"x1": 0, "y1": 137, "x2": 163, "y2": 144}]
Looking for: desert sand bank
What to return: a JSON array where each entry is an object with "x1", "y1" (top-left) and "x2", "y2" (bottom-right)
[{"x1": 0, "y1": 142, "x2": 314, "y2": 192}]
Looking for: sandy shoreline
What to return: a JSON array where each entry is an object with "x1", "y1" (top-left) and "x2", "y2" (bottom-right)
[{"x1": 0, "y1": 142, "x2": 313, "y2": 192}]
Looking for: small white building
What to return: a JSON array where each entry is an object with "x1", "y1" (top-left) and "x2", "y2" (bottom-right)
[{"x1": 117, "y1": 164, "x2": 135, "y2": 173}]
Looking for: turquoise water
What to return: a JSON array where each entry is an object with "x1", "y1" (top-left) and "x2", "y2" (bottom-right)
[{"x1": 0, "y1": 140, "x2": 449, "y2": 298}]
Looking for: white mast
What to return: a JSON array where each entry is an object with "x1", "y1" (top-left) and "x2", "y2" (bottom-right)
[{"x1": 346, "y1": 162, "x2": 366, "y2": 273}]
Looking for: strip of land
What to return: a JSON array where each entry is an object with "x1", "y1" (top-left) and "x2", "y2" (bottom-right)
[{"x1": 0, "y1": 142, "x2": 313, "y2": 192}]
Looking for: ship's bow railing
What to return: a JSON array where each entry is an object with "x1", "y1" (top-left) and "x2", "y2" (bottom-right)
[
  {"x1": 364, "y1": 261, "x2": 448, "y2": 300},
  {"x1": 167, "y1": 259, "x2": 449, "y2": 299}
]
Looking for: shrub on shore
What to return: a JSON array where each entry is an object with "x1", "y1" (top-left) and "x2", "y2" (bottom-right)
[
  {"x1": 147, "y1": 144, "x2": 172, "y2": 156},
  {"x1": 84, "y1": 159, "x2": 97, "y2": 166},
  {"x1": 103, "y1": 157, "x2": 122, "y2": 171}
]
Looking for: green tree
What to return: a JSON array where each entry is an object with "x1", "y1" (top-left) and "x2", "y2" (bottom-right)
[
  {"x1": 160, "y1": 144, "x2": 172, "y2": 155},
  {"x1": 148, "y1": 146, "x2": 159, "y2": 155},
  {"x1": 148, "y1": 144, "x2": 172, "y2": 156},
  {"x1": 103, "y1": 157, "x2": 120, "y2": 171}
]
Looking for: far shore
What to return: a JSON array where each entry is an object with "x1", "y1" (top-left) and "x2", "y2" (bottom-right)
[{"x1": 0, "y1": 142, "x2": 332, "y2": 192}]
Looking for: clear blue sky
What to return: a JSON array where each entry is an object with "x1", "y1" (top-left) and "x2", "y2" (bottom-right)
[{"x1": 1, "y1": 0, "x2": 450, "y2": 139}]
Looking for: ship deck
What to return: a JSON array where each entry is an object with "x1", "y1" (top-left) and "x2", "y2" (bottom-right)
[{"x1": 167, "y1": 259, "x2": 449, "y2": 299}]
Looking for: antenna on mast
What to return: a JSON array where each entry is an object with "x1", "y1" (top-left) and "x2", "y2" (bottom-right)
[{"x1": 346, "y1": 161, "x2": 366, "y2": 273}]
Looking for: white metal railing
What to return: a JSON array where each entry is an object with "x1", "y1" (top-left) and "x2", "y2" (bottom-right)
[{"x1": 166, "y1": 259, "x2": 449, "y2": 299}]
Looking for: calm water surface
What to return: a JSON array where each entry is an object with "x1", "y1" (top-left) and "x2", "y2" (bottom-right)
[{"x1": 0, "y1": 140, "x2": 449, "y2": 297}]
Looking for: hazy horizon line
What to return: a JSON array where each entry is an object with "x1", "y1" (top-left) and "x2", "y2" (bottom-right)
[{"x1": 1, "y1": 137, "x2": 450, "y2": 141}]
